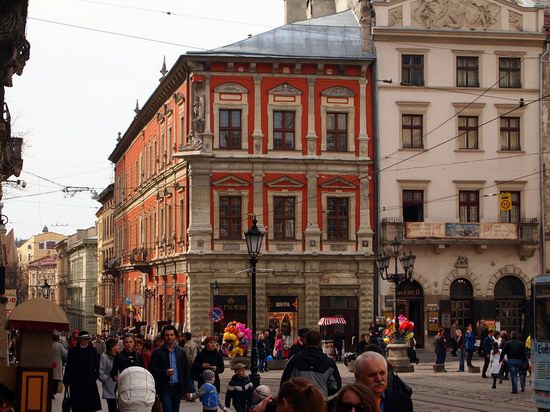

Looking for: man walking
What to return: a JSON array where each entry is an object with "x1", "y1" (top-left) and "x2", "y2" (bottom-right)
[
  {"x1": 500, "y1": 331, "x2": 528, "y2": 394},
  {"x1": 481, "y1": 329, "x2": 495, "y2": 378},
  {"x1": 63, "y1": 331, "x2": 102, "y2": 412},
  {"x1": 280, "y1": 330, "x2": 341, "y2": 400},
  {"x1": 150, "y1": 325, "x2": 194, "y2": 412},
  {"x1": 450, "y1": 320, "x2": 458, "y2": 356},
  {"x1": 434, "y1": 328, "x2": 447, "y2": 366}
]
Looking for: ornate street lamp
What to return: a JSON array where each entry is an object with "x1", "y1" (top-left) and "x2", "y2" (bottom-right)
[
  {"x1": 244, "y1": 215, "x2": 264, "y2": 388},
  {"x1": 211, "y1": 281, "x2": 220, "y2": 296},
  {"x1": 376, "y1": 237, "x2": 415, "y2": 341}
]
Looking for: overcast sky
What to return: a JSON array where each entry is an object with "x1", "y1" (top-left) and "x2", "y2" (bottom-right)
[{"x1": 5, "y1": 0, "x2": 284, "y2": 240}]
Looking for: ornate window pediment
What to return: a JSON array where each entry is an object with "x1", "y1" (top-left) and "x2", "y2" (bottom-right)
[
  {"x1": 320, "y1": 177, "x2": 356, "y2": 189},
  {"x1": 212, "y1": 175, "x2": 250, "y2": 187},
  {"x1": 321, "y1": 87, "x2": 355, "y2": 98},
  {"x1": 268, "y1": 83, "x2": 303, "y2": 96},
  {"x1": 156, "y1": 103, "x2": 172, "y2": 123},
  {"x1": 266, "y1": 176, "x2": 304, "y2": 188},
  {"x1": 214, "y1": 83, "x2": 248, "y2": 94}
]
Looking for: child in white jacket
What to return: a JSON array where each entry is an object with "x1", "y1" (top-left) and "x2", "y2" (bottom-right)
[{"x1": 490, "y1": 341, "x2": 503, "y2": 389}]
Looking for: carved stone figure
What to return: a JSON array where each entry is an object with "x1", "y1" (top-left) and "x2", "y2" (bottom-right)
[
  {"x1": 472, "y1": 4, "x2": 497, "y2": 29},
  {"x1": 455, "y1": 256, "x2": 469, "y2": 267},
  {"x1": 191, "y1": 82, "x2": 205, "y2": 134},
  {"x1": 179, "y1": 135, "x2": 203, "y2": 152},
  {"x1": 412, "y1": 0, "x2": 499, "y2": 30},
  {"x1": 389, "y1": 7, "x2": 403, "y2": 26},
  {"x1": 509, "y1": 11, "x2": 522, "y2": 31}
]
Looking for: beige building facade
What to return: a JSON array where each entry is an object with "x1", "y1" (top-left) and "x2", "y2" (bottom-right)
[
  {"x1": 17, "y1": 228, "x2": 65, "y2": 268},
  {"x1": 373, "y1": 0, "x2": 546, "y2": 346}
]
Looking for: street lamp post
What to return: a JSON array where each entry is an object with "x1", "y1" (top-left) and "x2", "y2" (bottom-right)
[
  {"x1": 376, "y1": 237, "x2": 416, "y2": 341},
  {"x1": 244, "y1": 215, "x2": 264, "y2": 389}
]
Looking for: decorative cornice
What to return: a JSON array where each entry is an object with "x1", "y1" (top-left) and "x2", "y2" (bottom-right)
[
  {"x1": 214, "y1": 82, "x2": 248, "y2": 94},
  {"x1": 268, "y1": 83, "x2": 303, "y2": 96},
  {"x1": 321, "y1": 86, "x2": 355, "y2": 97}
]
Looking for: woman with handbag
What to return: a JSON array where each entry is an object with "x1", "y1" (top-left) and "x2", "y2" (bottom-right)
[
  {"x1": 51, "y1": 334, "x2": 67, "y2": 399},
  {"x1": 99, "y1": 338, "x2": 119, "y2": 412}
]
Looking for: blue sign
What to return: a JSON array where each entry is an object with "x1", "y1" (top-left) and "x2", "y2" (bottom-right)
[{"x1": 209, "y1": 307, "x2": 224, "y2": 323}]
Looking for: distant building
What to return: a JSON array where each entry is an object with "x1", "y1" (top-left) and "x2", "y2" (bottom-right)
[
  {"x1": 27, "y1": 255, "x2": 57, "y2": 301},
  {"x1": 17, "y1": 227, "x2": 65, "y2": 268},
  {"x1": 56, "y1": 227, "x2": 98, "y2": 332}
]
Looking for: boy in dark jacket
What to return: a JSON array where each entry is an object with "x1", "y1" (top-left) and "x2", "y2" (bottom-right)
[{"x1": 225, "y1": 363, "x2": 253, "y2": 412}]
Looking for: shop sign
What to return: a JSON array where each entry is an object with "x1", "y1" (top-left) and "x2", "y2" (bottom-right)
[
  {"x1": 396, "y1": 287, "x2": 423, "y2": 298},
  {"x1": 268, "y1": 296, "x2": 298, "y2": 312},
  {"x1": 405, "y1": 222, "x2": 517, "y2": 240},
  {"x1": 213, "y1": 296, "x2": 247, "y2": 312}
]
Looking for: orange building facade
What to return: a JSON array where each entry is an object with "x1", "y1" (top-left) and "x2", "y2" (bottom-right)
[{"x1": 108, "y1": 10, "x2": 377, "y2": 347}]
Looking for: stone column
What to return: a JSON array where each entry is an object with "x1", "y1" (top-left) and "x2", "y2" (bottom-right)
[
  {"x1": 252, "y1": 169, "x2": 266, "y2": 245},
  {"x1": 163, "y1": 274, "x2": 167, "y2": 321},
  {"x1": 154, "y1": 277, "x2": 159, "y2": 334},
  {"x1": 304, "y1": 261, "x2": 321, "y2": 330},
  {"x1": 187, "y1": 162, "x2": 213, "y2": 253},
  {"x1": 306, "y1": 78, "x2": 318, "y2": 156},
  {"x1": 201, "y1": 74, "x2": 213, "y2": 153},
  {"x1": 172, "y1": 274, "x2": 177, "y2": 323},
  {"x1": 357, "y1": 173, "x2": 373, "y2": 254},
  {"x1": 252, "y1": 75, "x2": 264, "y2": 155},
  {"x1": 187, "y1": 262, "x2": 213, "y2": 335},
  {"x1": 304, "y1": 171, "x2": 321, "y2": 252},
  {"x1": 357, "y1": 78, "x2": 369, "y2": 158}
]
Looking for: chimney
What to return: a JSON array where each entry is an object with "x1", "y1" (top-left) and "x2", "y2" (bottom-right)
[{"x1": 284, "y1": 0, "x2": 307, "y2": 23}]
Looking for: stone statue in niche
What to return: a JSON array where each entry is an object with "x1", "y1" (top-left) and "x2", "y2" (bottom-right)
[
  {"x1": 413, "y1": 0, "x2": 499, "y2": 30},
  {"x1": 191, "y1": 82, "x2": 205, "y2": 134}
]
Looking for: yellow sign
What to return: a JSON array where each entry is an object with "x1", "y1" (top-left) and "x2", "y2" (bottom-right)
[{"x1": 499, "y1": 193, "x2": 512, "y2": 211}]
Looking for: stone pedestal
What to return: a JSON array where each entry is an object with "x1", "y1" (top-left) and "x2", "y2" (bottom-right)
[
  {"x1": 386, "y1": 343, "x2": 414, "y2": 373},
  {"x1": 468, "y1": 365, "x2": 480, "y2": 373}
]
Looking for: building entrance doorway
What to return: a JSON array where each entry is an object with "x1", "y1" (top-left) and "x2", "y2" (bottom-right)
[{"x1": 396, "y1": 280, "x2": 424, "y2": 347}]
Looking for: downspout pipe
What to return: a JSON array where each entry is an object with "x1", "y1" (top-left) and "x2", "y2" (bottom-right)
[
  {"x1": 539, "y1": 41, "x2": 549, "y2": 276},
  {"x1": 373, "y1": 49, "x2": 381, "y2": 319}
]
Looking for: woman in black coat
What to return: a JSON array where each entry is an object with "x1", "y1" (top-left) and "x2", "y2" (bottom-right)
[
  {"x1": 63, "y1": 332, "x2": 102, "y2": 412},
  {"x1": 192, "y1": 336, "x2": 225, "y2": 392}
]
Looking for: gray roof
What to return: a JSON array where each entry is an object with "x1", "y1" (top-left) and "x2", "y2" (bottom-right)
[{"x1": 187, "y1": 9, "x2": 374, "y2": 61}]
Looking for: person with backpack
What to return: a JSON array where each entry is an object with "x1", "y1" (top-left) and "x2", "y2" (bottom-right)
[{"x1": 189, "y1": 370, "x2": 229, "y2": 412}]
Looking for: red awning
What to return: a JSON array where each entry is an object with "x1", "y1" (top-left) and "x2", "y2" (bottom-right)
[{"x1": 318, "y1": 316, "x2": 347, "y2": 326}]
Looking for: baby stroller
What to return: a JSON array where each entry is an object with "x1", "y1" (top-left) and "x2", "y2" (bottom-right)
[{"x1": 117, "y1": 366, "x2": 156, "y2": 412}]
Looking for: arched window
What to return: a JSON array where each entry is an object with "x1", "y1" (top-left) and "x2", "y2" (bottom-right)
[
  {"x1": 450, "y1": 278, "x2": 473, "y2": 329},
  {"x1": 495, "y1": 276, "x2": 525, "y2": 333}
]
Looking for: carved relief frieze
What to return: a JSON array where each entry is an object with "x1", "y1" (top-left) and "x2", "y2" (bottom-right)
[
  {"x1": 412, "y1": 0, "x2": 500, "y2": 30},
  {"x1": 508, "y1": 11, "x2": 522, "y2": 31},
  {"x1": 321, "y1": 87, "x2": 355, "y2": 97},
  {"x1": 268, "y1": 83, "x2": 303, "y2": 96},
  {"x1": 214, "y1": 82, "x2": 248, "y2": 94},
  {"x1": 389, "y1": 6, "x2": 404, "y2": 26}
]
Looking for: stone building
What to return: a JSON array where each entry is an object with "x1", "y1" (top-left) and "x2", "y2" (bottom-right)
[
  {"x1": 17, "y1": 228, "x2": 65, "y2": 268},
  {"x1": 26, "y1": 255, "x2": 57, "y2": 302},
  {"x1": 373, "y1": 0, "x2": 546, "y2": 345},
  {"x1": 108, "y1": 8, "x2": 376, "y2": 349},
  {"x1": 56, "y1": 227, "x2": 98, "y2": 332}
]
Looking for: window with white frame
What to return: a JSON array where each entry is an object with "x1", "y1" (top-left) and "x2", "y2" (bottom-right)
[
  {"x1": 213, "y1": 83, "x2": 249, "y2": 150},
  {"x1": 320, "y1": 86, "x2": 355, "y2": 154}
]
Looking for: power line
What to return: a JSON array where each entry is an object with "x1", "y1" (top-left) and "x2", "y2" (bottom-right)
[{"x1": 28, "y1": 17, "x2": 208, "y2": 50}]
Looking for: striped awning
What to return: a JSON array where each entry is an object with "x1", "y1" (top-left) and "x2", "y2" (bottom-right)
[{"x1": 318, "y1": 316, "x2": 347, "y2": 326}]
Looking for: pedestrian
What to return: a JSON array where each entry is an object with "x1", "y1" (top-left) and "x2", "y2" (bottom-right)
[
  {"x1": 134, "y1": 337, "x2": 151, "y2": 370},
  {"x1": 62, "y1": 331, "x2": 102, "y2": 412},
  {"x1": 478, "y1": 320, "x2": 488, "y2": 357},
  {"x1": 355, "y1": 334, "x2": 368, "y2": 355},
  {"x1": 288, "y1": 328, "x2": 308, "y2": 359},
  {"x1": 252, "y1": 377, "x2": 327, "y2": 412},
  {"x1": 280, "y1": 330, "x2": 341, "y2": 406},
  {"x1": 99, "y1": 338, "x2": 119, "y2": 412},
  {"x1": 94, "y1": 334, "x2": 106, "y2": 359},
  {"x1": 481, "y1": 329, "x2": 495, "y2": 378},
  {"x1": 332, "y1": 383, "x2": 378, "y2": 412},
  {"x1": 51, "y1": 334, "x2": 67, "y2": 399},
  {"x1": 189, "y1": 369, "x2": 229, "y2": 412},
  {"x1": 149, "y1": 325, "x2": 194, "y2": 412},
  {"x1": 450, "y1": 320, "x2": 458, "y2": 356},
  {"x1": 499, "y1": 331, "x2": 528, "y2": 394},
  {"x1": 434, "y1": 328, "x2": 447, "y2": 367},
  {"x1": 183, "y1": 332, "x2": 201, "y2": 367},
  {"x1": 489, "y1": 341, "x2": 502, "y2": 389},
  {"x1": 364, "y1": 344, "x2": 412, "y2": 398},
  {"x1": 465, "y1": 324, "x2": 475, "y2": 367},
  {"x1": 250, "y1": 385, "x2": 271, "y2": 410},
  {"x1": 456, "y1": 329, "x2": 465, "y2": 372},
  {"x1": 110, "y1": 334, "x2": 144, "y2": 381},
  {"x1": 193, "y1": 336, "x2": 225, "y2": 393},
  {"x1": 275, "y1": 333, "x2": 285, "y2": 360},
  {"x1": 407, "y1": 336, "x2": 419, "y2": 365},
  {"x1": 499, "y1": 330, "x2": 510, "y2": 381},
  {"x1": 224, "y1": 363, "x2": 253, "y2": 412},
  {"x1": 257, "y1": 332, "x2": 268, "y2": 372},
  {"x1": 334, "y1": 329, "x2": 345, "y2": 362},
  {"x1": 266, "y1": 324, "x2": 276, "y2": 356},
  {"x1": 519, "y1": 359, "x2": 529, "y2": 392},
  {"x1": 354, "y1": 351, "x2": 413, "y2": 412}
]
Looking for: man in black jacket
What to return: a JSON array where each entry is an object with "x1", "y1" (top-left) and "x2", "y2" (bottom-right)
[
  {"x1": 354, "y1": 351, "x2": 413, "y2": 412},
  {"x1": 280, "y1": 330, "x2": 341, "y2": 400},
  {"x1": 150, "y1": 325, "x2": 194, "y2": 412},
  {"x1": 481, "y1": 330, "x2": 495, "y2": 378},
  {"x1": 500, "y1": 331, "x2": 528, "y2": 394},
  {"x1": 288, "y1": 328, "x2": 309, "y2": 359}
]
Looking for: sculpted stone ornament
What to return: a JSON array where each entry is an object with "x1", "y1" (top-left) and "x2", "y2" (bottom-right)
[
  {"x1": 389, "y1": 7, "x2": 404, "y2": 26},
  {"x1": 0, "y1": 0, "x2": 30, "y2": 88},
  {"x1": 509, "y1": 11, "x2": 522, "y2": 31},
  {"x1": 455, "y1": 255, "x2": 469, "y2": 268},
  {"x1": 191, "y1": 82, "x2": 205, "y2": 134},
  {"x1": 413, "y1": 0, "x2": 500, "y2": 30},
  {"x1": 179, "y1": 135, "x2": 203, "y2": 152}
]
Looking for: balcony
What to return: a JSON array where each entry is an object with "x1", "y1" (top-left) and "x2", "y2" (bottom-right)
[
  {"x1": 381, "y1": 218, "x2": 539, "y2": 258},
  {"x1": 103, "y1": 258, "x2": 121, "y2": 277},
  {"x1": 94, "y1": 304, "x2": 105, "y2": 317},
  {"x1": 129, "y1": 248, "x2": 152, "y2": 274}
]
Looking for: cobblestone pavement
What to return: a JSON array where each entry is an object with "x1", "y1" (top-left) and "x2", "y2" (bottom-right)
[{"x1": 52, "y1": 350, "x2": 537, "y2": 411}]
